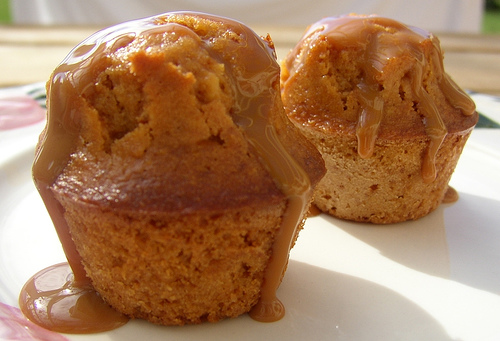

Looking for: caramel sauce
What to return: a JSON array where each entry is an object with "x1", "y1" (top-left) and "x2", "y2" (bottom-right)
[
  {"x1": 284, "y1": 15, "x2": 476, "y2": 183},
  {"x1": 19, "y1": 263, "x2": 128, "y2": 334},
  {"x1": 307, "y1": 203, "x2": 322, "y2": 217},
  {"x1": 442, "y1": 186, "x2": 459, "y2": 204},
  {"x1": 27, "y1": 11, "x2": 311, "y2": 330}
]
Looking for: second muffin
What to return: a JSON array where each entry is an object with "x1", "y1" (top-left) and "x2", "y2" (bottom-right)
[{"x1": 281, "y1": 15, "x2": 478, "y2": 224}]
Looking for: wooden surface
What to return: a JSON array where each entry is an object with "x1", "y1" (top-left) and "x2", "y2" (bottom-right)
[{"x1": 1, "y1": 24, "x2": 500, "y2": 95}]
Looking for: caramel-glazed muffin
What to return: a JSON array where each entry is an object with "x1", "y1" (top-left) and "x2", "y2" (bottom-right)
[
  {"x1": 33, "y1": 12, "x2": 325, "y2": 325},
  {"x1": 281, "y1": 15, "x2": 478, "y2": 224}
]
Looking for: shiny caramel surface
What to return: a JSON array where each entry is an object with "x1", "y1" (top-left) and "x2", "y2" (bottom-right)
[
  {"x1": 281, "y1": 15, "x2": 477, "y2": 183},
  {"x1": 19, "y1": 263, "x2": 128, "y2": 334}
]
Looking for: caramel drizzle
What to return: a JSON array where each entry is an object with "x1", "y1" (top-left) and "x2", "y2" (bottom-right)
[
  {"x1": 184, "y1": 14, "x2": 312, "y2": 321},
  {"x1": 287, "y1": 15, "x2": 476, "y2": 183},
  {"x1": 32, "y1": 18, "x2": 168, "y2": 285},
  {"x1": 29, "y1": 11, "x2": 310, "y2": 329}
]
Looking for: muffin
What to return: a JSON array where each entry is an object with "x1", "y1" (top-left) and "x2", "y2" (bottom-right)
[
  {"x1": 280, "y1": 14, "x2": 478, "y2": 224},
  {"x1": 32, "y1": 12, "x2": 325, "y2": 326}
]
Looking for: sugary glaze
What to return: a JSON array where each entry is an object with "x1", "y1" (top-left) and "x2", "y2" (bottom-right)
[
  {"x1": 19, "y1": 263, "x2": 128, "y2": 334},
  {"x1": 281, "y1": 15, "x2": 476, "y2": 183},
  {"x1": 26, "y1": 12, "x2": 314, "y2": 332}
]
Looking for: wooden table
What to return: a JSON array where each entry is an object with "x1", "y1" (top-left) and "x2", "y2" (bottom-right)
[{"x1": 1, "y1": 25, "x2": 500, "y2": 96}]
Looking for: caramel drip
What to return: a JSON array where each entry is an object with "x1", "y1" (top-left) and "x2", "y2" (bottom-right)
[
  {"x1": 28, "y1": 11, "x2": 310, "y2": 329},
  {"x1": 356, "y1": 83, "x2": 384, "y2": 159},
  {"x1": 286, "y1": 15, "x2": 476, "y2": 182},
  {"x1": 307, "y1": 203, "x2": 322, "y2": 217},
  {"x1": 442, "y1": 186, "x2": 459, "y2": 204},
  {"x1": 19, "y1": 263, "x2": 128, "y2": 334},
  {"x1": 185, "y1": 13, "x2": 311, "y2": 323}
]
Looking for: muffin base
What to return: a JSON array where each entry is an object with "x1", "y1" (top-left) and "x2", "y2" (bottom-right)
[
  {"x1": 301, "y1": 126, "x2": 475, "y2": 224},
  {"x1": 56, "y1": 193, "x2": 286, "y2": 325}
]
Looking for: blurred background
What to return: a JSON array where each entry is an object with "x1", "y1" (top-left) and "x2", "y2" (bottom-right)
[
  {"x1": 0, "y1": 0, "x2": 495, "y2": 33},
  {"x1": 0, "y1": 0, "x2": 499, "y2": 95},
  {"x1": 484, "y1": 0, "x2": 500, "y2": 33}
]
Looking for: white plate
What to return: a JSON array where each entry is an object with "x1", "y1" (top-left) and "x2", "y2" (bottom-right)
[{"x1": 1, "y1": 120, "x2": 500, "y2": 340}]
